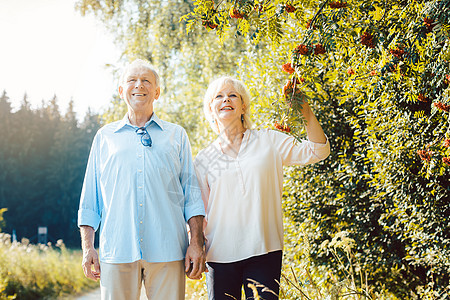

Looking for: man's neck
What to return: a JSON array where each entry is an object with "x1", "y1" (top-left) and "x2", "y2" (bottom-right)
[{"x1": 128, "y1": 110, "x2": 153, "y2": 127}]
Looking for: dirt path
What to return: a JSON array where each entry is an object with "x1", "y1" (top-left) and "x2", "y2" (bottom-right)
[{"x1": 73, "y1": 287, "x2": 146, "y2": 299}]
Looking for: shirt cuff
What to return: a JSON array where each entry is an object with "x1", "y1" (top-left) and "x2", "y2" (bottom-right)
[
  {"x1": 184, "y1": 204, "x2": 206, "y2": 223},
  {"x1": 308, "y1": 135, "x2": 331, "y2": 160},
  {"x1": 77, "y1": 209, "x2": 101, "y2": 231}
]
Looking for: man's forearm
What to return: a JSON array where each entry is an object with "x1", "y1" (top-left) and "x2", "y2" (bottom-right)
[
  {"x1": 80, "y1": 225, "x2": 95, "y2": 249},
  {"x1": 188, "y1": 215, "x2": 205, "y2": 246}
]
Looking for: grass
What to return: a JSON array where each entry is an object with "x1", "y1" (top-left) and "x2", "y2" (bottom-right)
[
  {"x1": 0, "y1": 233, "x2": 98, "y2": 300},
  {"x1": 0, "y1": 228, "x2": 409, "y2": 300}
]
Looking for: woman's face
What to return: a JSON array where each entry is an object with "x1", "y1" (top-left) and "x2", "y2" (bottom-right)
[{"x1": 210, "y1": 83, "x2": 245, "y2": 125}]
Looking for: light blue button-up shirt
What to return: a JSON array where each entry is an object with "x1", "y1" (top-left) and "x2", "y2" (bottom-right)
[{"x1": 77, "y1": 114, "x2": 205, "y2": 263}]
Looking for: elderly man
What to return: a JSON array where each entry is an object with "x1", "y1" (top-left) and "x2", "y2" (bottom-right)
[{"x1": 78, "y1": 59, "x2": 206, "y2": 300}]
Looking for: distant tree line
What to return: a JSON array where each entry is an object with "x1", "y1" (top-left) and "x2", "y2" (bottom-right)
[{"x1": 0, "y1": 91, "x2": 100, "y2": 247}]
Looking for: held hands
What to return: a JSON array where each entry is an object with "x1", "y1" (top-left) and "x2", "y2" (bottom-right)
[
  {"x1": 82, "y1": 247, "x2": 101, "y2": 281},
  {"x1": 184, "y1": 241, "x2": 207, "y2": 280}
]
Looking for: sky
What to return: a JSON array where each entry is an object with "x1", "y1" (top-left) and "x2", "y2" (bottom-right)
[{"x1": 0, "y1": 0, "x2": 121, "y2": 119}]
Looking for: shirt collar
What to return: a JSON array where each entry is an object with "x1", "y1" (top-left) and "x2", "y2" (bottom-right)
[{"x1": 114, "y1": 112, "x2": 164, "y2": 132}]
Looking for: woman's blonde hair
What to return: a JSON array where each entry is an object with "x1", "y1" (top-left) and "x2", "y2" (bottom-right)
[{"x1": 203, "y1": 76, "x2": 252, "y2": 134}]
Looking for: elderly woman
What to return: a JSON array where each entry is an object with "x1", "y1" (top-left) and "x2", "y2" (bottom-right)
[{"x1": 194, "y1": 76, "x2": 330, "y2": 300}]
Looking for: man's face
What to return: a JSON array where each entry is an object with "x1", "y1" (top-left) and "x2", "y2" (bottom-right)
[{"x1": 118, "y1": 66, "x2": 160, "y2": 113}]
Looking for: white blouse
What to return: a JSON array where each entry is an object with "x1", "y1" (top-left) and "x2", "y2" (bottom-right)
[{"x1": 194, "y1": 129, "x2": 330, "y2": 263}]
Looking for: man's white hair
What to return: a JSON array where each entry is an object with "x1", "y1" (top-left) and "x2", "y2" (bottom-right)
[{"x1": 119, "y1": 59, "x2": 160, "y2": 88}]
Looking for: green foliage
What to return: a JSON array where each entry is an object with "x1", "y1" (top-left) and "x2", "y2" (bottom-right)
[
  {"x1": 0, "y1": 91, "x2": 100, "y2": 247},
  {"x1": 0, "y1": 234, "x2": 98, "y2": 299},
  {"x1": 188, "y1": 0, "x2": 450, "y2": 298}
]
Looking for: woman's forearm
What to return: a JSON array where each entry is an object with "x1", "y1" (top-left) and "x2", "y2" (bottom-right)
[{"x1": 300, "y1": 102, "x2": 327, "y2": 144}]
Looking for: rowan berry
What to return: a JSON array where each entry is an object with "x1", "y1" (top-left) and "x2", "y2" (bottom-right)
[
  {"x1": 285, "y1": 4, "x2": 296, "y2": 13},
  {"x1": 417, "y1": 149, "x2": 431, "y2": 162},
  {"x1": 433, "y1": 101, "x2": 450, "y2": 112},
  {"x1": 294, "y1": 44, "x2": 310, "y2": 55},
  {"x1": 443, "y1": 138, "x2": 450, "y2": 148},
  {"x1": 418, "y1": 94, "x2": 428, "y2": 102},
  {"x1": 282, "y1": 63, "x2": 295, "y2": 74},
  {"x1": 361, "y1": 31, "x2": 375, "y2": 48},
  {"x1": 329, "y1": 1, "x2": 347, "y2": 8},
  {"x1": 389, "y1": 48, "x2": 405, "y2": 59},
  {"x1": 229, "y1": 7, "x2": 244, "y2": 19},
  {"x1": 314, "y1": 44, "x2": 326, "y2": 55},
  {"x1": 202, "y1": 20, "x2": 218, "y2": 29},
  {"x1": 424, "y1": 17, "x2": 435, "y2": 33}
]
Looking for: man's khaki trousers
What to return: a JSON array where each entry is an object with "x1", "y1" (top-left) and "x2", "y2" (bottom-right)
[{"x1": 100, "y1": 259, "x2": 185, "y2": 300}]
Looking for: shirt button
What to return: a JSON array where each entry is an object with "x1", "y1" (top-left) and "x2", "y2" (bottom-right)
[
  {"x1": 138, "y1": 186, "x2": 142, "y2": 189},
  {"x1": 138, "y1": 169, "x2": 142, "y2": 173},
  {"x1": 140, "y1": 239, "x2": 143, "y2": 242},
  {"x1": 139, "y1": 203, "x2": 143, "y2": 207},
  {"x1": 138, "y1": 154, "x2": 142, "y2": 158},
  {"x1": 140, "y1": 221, "x2": 143, "y2": 224}
]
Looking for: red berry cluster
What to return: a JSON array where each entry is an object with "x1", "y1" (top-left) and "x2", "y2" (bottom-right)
[
  {"x1": 329, "y1": 1, "x2": 347, "y2": 8},
  {"x1": 202, "y1": 20, "x2": 218, "y2": 29},
  {"x1": 418, "y1": 94, "x2": 428, "y2": 102},
  {"x1": 424, "y1": 17, "x2": 435, "y2": 33},
  {"x1": 370, "y1": 70, "x2": 377, "y2": 76},
  {"x1": 274, "y1": 121, "x2": 291, "y2": 133},
  {"x1": 293, "y1": 44, "x2": 326, "y2": 56},
  {"x1": 294, "y1": 44, "x2": 310, "y2": 55},
  {"x1": 443, "y1": 138, "x2": 450, "y2": 148},
  {"x1": 361, "y1": 31, "x2": 375, "y2": 48},
  {"x1": 314, "y1": 44, "x2": 326, "y2": 55},
  {"x1": 282, "y1": 63, "x2": 295, "y2": 74},
  {"x1": 230, "y1": 8, "x2": 245, "y2": 19},
  {"x1": 285, "y1": 4, "x2": 296, "y2": 13},
  {"x1": 389, "y1": 48, "x2": 405, "y2": 59},
  {"x1": 443, "y1": 157, "x2": 450, "y2": 166},
  {"x1": 283, "y1": 80, "x2": 295, "y2": 96},
  {"x1": 417, "y1": 149, "x2": 431, "y2": 162},
  {"x1": 347, "y1": 68, "x2": 355, "y2": 75},
  {"x1": 433, "y1": 101, "x2": 450, "y2": 112}
]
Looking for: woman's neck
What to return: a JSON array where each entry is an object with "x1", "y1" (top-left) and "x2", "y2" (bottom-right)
[{"x1": 218, "y1": 121, "x2": 246, "y2": 145}]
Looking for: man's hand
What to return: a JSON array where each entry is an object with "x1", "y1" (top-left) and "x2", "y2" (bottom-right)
[
  {"x1": 185, "y1": 240, "x2": 206, "y2": 279},
  {"x1": 82, "y1": 246, "x2": 101, "y2": 281},
  {"x1": 80, "y1": 225, "x2": 100, "y2": 281},
  {"x1": 185, "y1": 215, "x2": 207, "y2": 280}
]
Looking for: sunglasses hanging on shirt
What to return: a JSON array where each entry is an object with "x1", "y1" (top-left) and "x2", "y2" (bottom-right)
[{"x1": 136, "y1": 127, "x2": 152, "y2": 147}]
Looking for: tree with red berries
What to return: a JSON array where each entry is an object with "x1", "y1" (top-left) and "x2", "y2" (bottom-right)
[{"x1": 186, "y1": 0, "x2": 450, "y2": 298}]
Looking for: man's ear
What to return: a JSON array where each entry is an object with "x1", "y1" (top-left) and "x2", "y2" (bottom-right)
[
  {"x1": 118, "y1": 86, "x2": 124, "y2": 99},
  {"x1": 154, "y1": 87, "x2": 161, "y2": 100}
]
